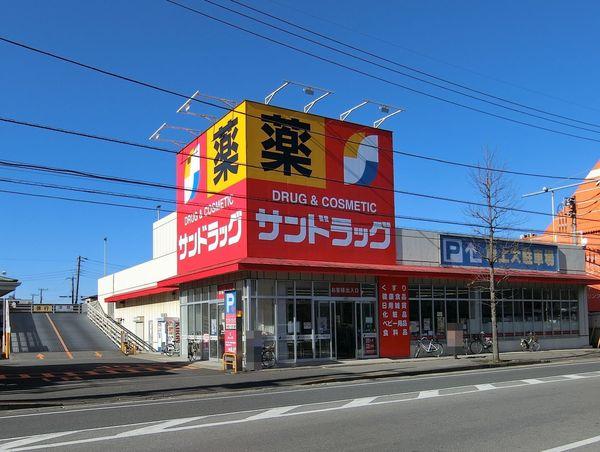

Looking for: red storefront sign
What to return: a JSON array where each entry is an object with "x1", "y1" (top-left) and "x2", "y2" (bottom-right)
[
  {"x1": 378, "y1": 277, "x2": 410, "y2": 358},
  {"x1": 176, "y1": 101, "x2": 396, "y2": 279},
  {"x1": 330, "y1": 282, "x2": 361, "y2": 297},
  {"x1": 588, "y1": 286, "x2": 600, "y2": 312}
]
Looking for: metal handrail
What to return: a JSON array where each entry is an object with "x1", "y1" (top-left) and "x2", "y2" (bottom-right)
[{"x1": 86, "y1": 300, "x2": 156, "y2": 353}]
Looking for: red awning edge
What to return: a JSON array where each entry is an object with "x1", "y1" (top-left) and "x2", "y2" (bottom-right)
[{"x1": 105, "y1": 285, "x2": 178, "y2": 303}]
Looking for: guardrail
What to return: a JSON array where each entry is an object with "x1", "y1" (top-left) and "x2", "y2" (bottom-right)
[
  {"x1": 8, "y1": 303, "x2": 83, "y2": 314},
  {"x1": 86, "y1": 300, "x2": 156, "y2": 353}
]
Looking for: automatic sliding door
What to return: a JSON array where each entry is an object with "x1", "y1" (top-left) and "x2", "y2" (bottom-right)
[
  {"x1": 357, "y1": 301, "x2": 377, "y2": 358},
  {"x1": 315, "y1": 301, "x2": 333, "y2": 359}
]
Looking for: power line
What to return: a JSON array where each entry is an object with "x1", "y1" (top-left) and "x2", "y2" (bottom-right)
[
  {"x1": 0, "y1": 38, "x2": 597, "y2": 182},
  {"x1": 263, "y1": 0, "x2": 600, "y2": 116},
  {"x1": 0, "y1": 172, "x2": 596, "y2": 241},
  {"x1": 164, "y1": 0, "x2": 600, "y2": 145},
  {"x1": 223, "y1": 0, "x2": 600, "y2": 133}
]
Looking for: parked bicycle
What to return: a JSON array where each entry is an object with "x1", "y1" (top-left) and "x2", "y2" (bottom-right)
[
  {"x1": 162, "y1": 342, "x2": 179, "y2": 357},
  {"x1": 261, "y1": 343, "x2": 276, "y2": 369},
  {"x1": 188, "y1": 340, "x2": 202, "y2": 361},
  {"x1": 414, "y1": 336, "x2": 444, "y2": 358},
  {"x1": 520, "y1": 332, "x2": 541, "y2": 352},
  {"x1": 467, "y1": 332, "x2": 493, "y2": 354}
]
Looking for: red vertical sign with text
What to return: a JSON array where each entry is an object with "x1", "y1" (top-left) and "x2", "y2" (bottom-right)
[{"x1": 378, "y1": 277, "x2": 410, "y2": 358}]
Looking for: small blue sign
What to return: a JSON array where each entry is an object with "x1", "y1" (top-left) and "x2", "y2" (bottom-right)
[
  {"x1": 225, "y1": 290, "x2": 237, "y2": 315},
  {"x1": 440, "y1": 235, "x2": 558, "y2": 272}
]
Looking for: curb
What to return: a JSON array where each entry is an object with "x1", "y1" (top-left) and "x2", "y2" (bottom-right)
[{"x1": 0, "y1": 357, "x2": 569, "y2": 411}]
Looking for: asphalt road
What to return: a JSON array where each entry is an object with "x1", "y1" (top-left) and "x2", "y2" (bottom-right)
[{"x1": 1, "y1": 359, "x2": 600, "y2": 451}]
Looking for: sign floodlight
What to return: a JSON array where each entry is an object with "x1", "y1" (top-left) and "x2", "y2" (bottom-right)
[
  {"x1": 177, "y1": 90, "x2": 236, "y2": 121},
  {"x1": 149, "y1": 123, "x2": 195, "y2": 147},
  {"x1": 264, "y1": 80, "x2": 333, "y2": 112},
  {"x1": 339, "y1": 100, "x2": 404, "y2": 128}
]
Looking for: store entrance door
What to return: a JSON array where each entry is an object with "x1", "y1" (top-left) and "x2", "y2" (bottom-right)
[
  {"x1": 356, "y1": 301, "x2": 378, "y2": 358},
  {"x1": 335, "y1": 301, "x2": 356, "y2": 359}
]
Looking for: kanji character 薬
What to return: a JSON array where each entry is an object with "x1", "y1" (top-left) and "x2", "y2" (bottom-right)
[
  {"x1": 260, "y1": 114, "x2": 312, "y2": 177},
  {"x1": 212, "y1": 118, "x2": 239, "y2": 185}
]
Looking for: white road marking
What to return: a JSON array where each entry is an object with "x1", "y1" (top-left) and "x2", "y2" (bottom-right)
[
  {"x1": 563, "y1": 374, "x2": 587, "y2": 380},
  {"x1": 4, "y1": 370, "x2": 600, "y2": 451},
  {"x1": 522, "y1": 378, "x2": 544, "y2": 384},
  {"x1": 0, "y1": 432, "x2": 75, "y2": 450},
  {"x1": 417, "y1": 390, "x2": 439, "y2": 399},
  {"x1": 1, "y1": 359, "x2": 598, "y2": 421},
  {"x1": 342, "y1": 397, "x2": 378, "y2": 408},
  {"x1": 244, "y1": 406, "x2": 299, "y2": 420},
  {"x1": 474, "y1": 384, "x2": 496, "y2": 391},
  {"x1": 542, "y1": 434, "x2": 600, "y2": 452},
  {"x1": 113, "y1": 416, "x2": 206, "y2": 438}
]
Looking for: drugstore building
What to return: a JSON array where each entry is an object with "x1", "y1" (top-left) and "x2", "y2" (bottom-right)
[{"x1": 98, "y1": 101, "x2": 596, "y2": 366}]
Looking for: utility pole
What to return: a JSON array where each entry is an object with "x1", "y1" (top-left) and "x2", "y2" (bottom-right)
[
  {"x1": 565, "y1": 196, "x2": 578, "y2": 245},
  {"x1": 66, "y1": 276, "x2": 75, "y2": 304},
  {"x1": 75, "y1": 256, "x2": 82, "y2": 305},
  {"x1": 156, "y1": 205, "x2": 162, "y2": 221},
  {"x1": 38, "y1": 288, "x2": 48, "y2": 304},
  {"x1": 74, "y1": 256, "x2": 87, "y2": 305}
]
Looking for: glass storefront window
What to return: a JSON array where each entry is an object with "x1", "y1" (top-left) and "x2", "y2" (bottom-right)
[
  {"x1": 421, "y1": 299, "x2": 432, "y2": 336},
  {"x1": 533, "y1": 301, "x2": 543, "y2": 334},
  {"x1": 514, "y1": 299, "x2": 524, "y2": 336},
  {"x1": 409, "y1": 298, "x2": 420, "y2": 337},
  {"x1": 260, "y1": 280, "x2": 276, "y2": 297},
  {"x1": 434, "y1": 299, "x2": 445, "y2": 337},
  {"x1": 187, "y1": 305, "x2": 195, "y2": 336},
  {"x1": 458, "y1": 299, "x2": 469, "y2": 333},
  {"x1": 194, "y1": 304, "x2": 202, "y2": 336},
  {"x1": 277, "y1": 281, "x2": 294, "y2": 297},
  {"x1": 552, "y1": 301, "x2": 562, "y2": 334},
  {"x1": 276, "y1": 299, "x2": 294, "y2": 360},
  {"x1": 296, "y1": 299, "x2": 313, "y2": 359},
  {"x1": 256, "y1": 298, "x2": 275, "y2": 336}
]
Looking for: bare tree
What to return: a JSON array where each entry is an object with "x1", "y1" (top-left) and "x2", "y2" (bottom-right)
[{"x1": 468, "y1": 149, "x2": 520, "y2": 363}]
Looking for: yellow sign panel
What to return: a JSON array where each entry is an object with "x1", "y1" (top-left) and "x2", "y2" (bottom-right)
[
  {"x1": 246, "y1": 102, "x2": 326, "y2": 189},
  {"x1": 33, "y1": 305, "x2": 52, "y2": 313},
  {"x1": 206, "y1": 103, "x2": 247, "y2": 196}
]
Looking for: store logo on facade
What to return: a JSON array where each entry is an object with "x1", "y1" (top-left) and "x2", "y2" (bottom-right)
[
  {"x1": 343, "y1": 133, "x2": 379, "y2": 186},
  {"x1": 183, "y1": 143, "x2": 201, "y2": 204}
]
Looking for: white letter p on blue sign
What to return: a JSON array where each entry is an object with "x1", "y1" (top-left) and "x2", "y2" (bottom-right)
[{"x1": 443, "y1": 239, "x2": 463, "y2": 264}]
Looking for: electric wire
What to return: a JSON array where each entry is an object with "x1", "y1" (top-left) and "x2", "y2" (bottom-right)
[
  {"x1": 221, "y1": 0, "x2": 600, "y2": 133},
  {"x1": 0, "y1": 36, "x2": 597, "y2": 182},
  {"x1": 165, "y1": 0, "x2": 600, "y2": 144}
]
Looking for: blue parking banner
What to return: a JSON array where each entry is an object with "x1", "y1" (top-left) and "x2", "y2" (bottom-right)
[{"x1": 440, "y1": 235, "x2": 558, "y2": 272}]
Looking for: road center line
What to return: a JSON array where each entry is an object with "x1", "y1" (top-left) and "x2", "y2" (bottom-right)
[{"x1": 44, "y1": 314, "x2": 72, "y2": 360}]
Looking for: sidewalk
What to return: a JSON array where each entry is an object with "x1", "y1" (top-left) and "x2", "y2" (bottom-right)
[{"x1": 1, "y1": 348, "x2": 599, "y2": 409}]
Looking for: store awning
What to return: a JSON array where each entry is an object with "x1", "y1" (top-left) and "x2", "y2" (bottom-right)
[
  {"x1": 236, "y1": 257, "x2": 600, "y2": 285},
  {"x1": 155, "y1": 257, "x2": 600, "y2": 288},
  {"x1": 104, "y1": 285, "x2": 178, "y2": 303}
]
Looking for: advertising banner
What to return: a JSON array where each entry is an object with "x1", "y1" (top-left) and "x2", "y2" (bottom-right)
[
  {"x1": 176, "y1": 105, "x2": 248, "y2": 276},
  {"x1": 378, "y1": 277, "x2": 410, "y2": 358},
  {"x1": 224, "y1": 290, "x2": 238, "y2": 354},
  {"x1": 245, "y1": 102, "x2": 396, "y2": 265},
  {"x1": 176, "y1": 101, "x2": 397, "y2": 277},
  {"x1": 440, "y1": 235, "x2": 559, "y2": 272}
]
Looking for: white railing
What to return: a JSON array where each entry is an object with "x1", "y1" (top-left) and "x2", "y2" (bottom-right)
[{"x1": 86, "y1": 300, "x2": 156, "y2": 353}]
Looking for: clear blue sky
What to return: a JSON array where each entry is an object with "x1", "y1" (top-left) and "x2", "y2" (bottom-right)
[{"x1": 1, "y1": 0, "x2": 599, "y2": 302}]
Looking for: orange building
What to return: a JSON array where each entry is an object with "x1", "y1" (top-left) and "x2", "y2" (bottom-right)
[{"x1": 531, "y1": 160, "x2": 600, "y2": 312}]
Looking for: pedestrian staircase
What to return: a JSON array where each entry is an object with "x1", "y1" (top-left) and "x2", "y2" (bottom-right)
[{"x1": 86, "y1": 300, "x2": 156, "y2": 353}]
